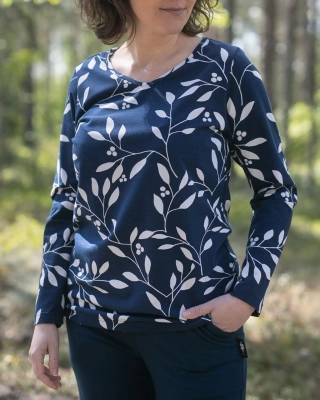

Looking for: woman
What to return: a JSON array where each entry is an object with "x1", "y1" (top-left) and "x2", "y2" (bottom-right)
[{"x1": 29, "y1": 1, "x2": 297, "y2": 399}]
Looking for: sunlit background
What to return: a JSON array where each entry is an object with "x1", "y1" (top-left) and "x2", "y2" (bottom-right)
[{"x1": 0, "y1": 1, "x2": 319, "y2": 399}]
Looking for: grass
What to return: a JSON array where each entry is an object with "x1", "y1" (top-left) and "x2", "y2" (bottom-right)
[{"x1": 0, "y1": 182, "x2": 319, "y2": 399}]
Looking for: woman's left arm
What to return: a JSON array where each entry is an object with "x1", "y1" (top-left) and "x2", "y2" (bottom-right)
[{"x1": 184, "y1": 47, "x2": 298, "y2": 329}]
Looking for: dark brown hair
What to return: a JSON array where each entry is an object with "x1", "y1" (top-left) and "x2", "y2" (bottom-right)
[{"x1": 75, "y1": 0, "x2": 220, "y2": 45}]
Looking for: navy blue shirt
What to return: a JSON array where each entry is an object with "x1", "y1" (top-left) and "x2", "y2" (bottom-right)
[{"x1": 34, "y1": 38, "x2": 297, "y2": 331}]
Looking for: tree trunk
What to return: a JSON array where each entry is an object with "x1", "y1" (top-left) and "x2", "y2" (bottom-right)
[{"x1": 225, "y1": 0, "x2": 236, "y2": 43}]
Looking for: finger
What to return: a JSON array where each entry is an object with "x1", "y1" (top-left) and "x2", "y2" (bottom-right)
[
  {"x1": 43, "y1": 366, "x2": 62, "y2": 381},
  {"x1": 183, "y1": 301, "x2": 215, "y2": 319},
  {"x1": 32, "y1": 356, "x2": 61, "y2": 390},
  {"x1": 48, "y1": 339, "x2": 59, "y2": 377}
]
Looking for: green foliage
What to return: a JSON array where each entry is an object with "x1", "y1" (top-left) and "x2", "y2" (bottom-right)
[{"x1": 1, "y1": 0, "x2": 61, "y2": 6}]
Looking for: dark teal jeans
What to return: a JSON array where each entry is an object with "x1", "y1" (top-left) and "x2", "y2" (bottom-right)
[{"x1": 66, "y1": 319, "x2": 247, "y2": 400}]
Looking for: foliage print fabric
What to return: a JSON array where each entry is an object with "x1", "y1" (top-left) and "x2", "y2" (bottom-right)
[{"x1": 34, "y1": 38, "x2": 297, "y2": 332}]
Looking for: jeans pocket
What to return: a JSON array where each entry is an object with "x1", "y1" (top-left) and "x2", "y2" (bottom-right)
[{"x1": 204, "y1": 321, "x2": 242, "y2": 339}]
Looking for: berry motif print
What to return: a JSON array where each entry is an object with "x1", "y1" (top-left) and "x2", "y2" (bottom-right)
[{"x1": 34, "y1": 38, "x2": 297, "y2": 332}]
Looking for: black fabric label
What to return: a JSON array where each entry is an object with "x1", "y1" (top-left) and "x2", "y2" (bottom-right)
[{"x1": 237, "y1": 338, "x2": 248, "y2": 358}]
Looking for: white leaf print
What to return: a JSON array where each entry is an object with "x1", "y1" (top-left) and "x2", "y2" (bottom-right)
[
  {"x1": 267, "y1": 113, "x2": 276, "y2": 122},
  {"x1": 139, "y1": 230, "x2": 155, "y2": 239},
  {"x1": 112, "y1": 164, "x2": 124, "y2": 183},
  {"x1": 225, "y1": 277, "x2": 235, "y2": 293},
  {"x1": 154, "y1": 194, "x2": 164, "y2": 215},
  {"x1": 225, "y1": 200, "x2": 231, "y2": 211},
  {"x1": 204, "y1": 216, "x2": 209, "y2": 230},
  {"x1": 248, "y1": 168, "x2": 265, "y2": 181},
  {"x1": 106, "y1": 117, "x2": 114, "y2": 134},
  {"x1": 97, "y1": 162, "x2": 115, "y2": 172},
  {"x1": 264, "y1": 230, "x2": 274, "y2": 240},
  {"x1": 214, "y1": 266, "x2": 224, "y2": 273},
  {"x1": 130, "y1": 158, "x2": 147, "y2": 179},
  {"x1": 178, "y1": 193, "x2": 196, "y2": 210},
  {"x1": 83, "y1": 87, "x2": 89, "y2": 104},
  {"x1": 186, "y1": 107, "x2": 205, "y2": 120},
  {"x1": 53, "y1": 266, "x2": 67, "y2": 278},
  {"x1": 93, "y1": 286, "x2": 108, "y2": 294},
  {"x1": 181, "y1": 278, "x2": 196, "y2": 291},
  {"x1": 146, "y1": 292, "x2": 163, "y2": 311},
  {"x1": 240, "y1": 149, "x2": 260, "y2": 160},
  {"x1": 59, "y1": 253, "x2": 70, "y2": 261},
  {"x1": 99, "y1": 61, "x2": 107, "y2": 71},
  {"x1": 181, "y1": 79, "x2": 201, "y2": 86},
  {"x1": 48, "y1": 271, "x2": 58, "y2": 286},
  {"x1": 272, "y1": 170, "x2": 283, "y2": 184},
  {"x1": 155, "y1": 110, "x2": 167, "y2": 118},
  {"x1": 91, "y1": 178, "x2": 99, "y2": 197},
  {"x1": 108, "y1": 187, "x2": 119, "y2": 208},
  {"x1": 107, "y1": 313, "x2": 114, "y2": 321},
  {"x1": 254, "y1": 267, "x2": 261, "y2": 284},
  {"x1": 213, "y1": 112, "x2": 225, "y2": 131},
  {"x1": 78, "y1": 72, "x2": 89, "y2": 87},
  {"x1": 180, "y1": 305, "x2": 187, "y2": 321},
  {"x1": 88, "y1": 131, "x2": 105, "y2": 141},
  {"x1": 240, "y1": 101, "x2": 255, "y2": 122},
  {"x1": 264, "y1": 190, "x2": 276, "y2": 197},
  {"x1": 271, "y1": 253, "x2": 279, "y2": 264},
  {"x1": 212, "y1": 226, "x2": 222, "y2": 232},
  {"x1": 227, "y1": 98, "x2": 236, "y2": 119},
  {"x1": 203, "y1": 239, "x2": 213, "y2": 252},
  {"x1": 73, "y1": 259, "x2": 80, "y2": 267},
  {"x1": 210, "y1": 139, "x2": 221, "y2": 154},
  {"x1": 118, "y1": 125, "x2": 126, "y2": 141},
  {"x1": 85, "y1": 263, "x2": 89, "y2": 275},
  {"x1": 179, "y1": 85, "x2": 200, "y2": 98},
  {"x1": 180, "y1": 247, "x2": 193, "y2": 260},
  {"x1": 60, "y1": 168, "x2": 67, "y2": 185},
  {"x1": 108, "y1": 245, "x2": 126, "y2": 258},
  {"x1": 99, "y1": 314, "x2": 108, "y2": 329},
  {"x1": 92, "y1": 261, "x2": 97, "y2": 277},
  {"x1": 109, "y1": 280, "x2": 129, "y2": 289},
  {"x1": 212, "y1": 150, "x2": 218, "y2": 170},
  {"x1": 145, "y1": 255, "x2": 151, "y2": 275},
  {"x1": 124, "y1": 96, "x2": 138, "y2": 105},
  {"x1": 118, "y1": 315, "x2": 129, "y2": 324},
  {"x1": 100, "y1": 103, "x2": 119, "y2": 110},
  {"x1": 278, "y1": 230, "x2": 285, "y2": 245},
  {"x1": 245, "y1": 138, "x2": 267, "y2": 147},
  {"x1": 179, "y1": 171, "x2": 188, "y2": 190},
  {"x1": 252, "y1": 70, "x2": 263, "y2": 80},
  {"x1": 196, "y1": 168, "x2": 204, "y2": 181},
  {"x1": 130, "y1": 227, "x2": 138, "y2": 244},
  {"x1": 88, "y1": 57, "x2": 96, "y2": 69},
  {"x1": 60, "y1": 135, "x2": 69, "y2": 142},
  {"x1": 176, "y1": 227, "x2": 187, "y2": 241},
  {"x1": 242, "y1": 262, "x2": 249, "y2": 278},
  {"x1": 157, "y1": 163, "x2": 170, "y2": 185},
  {"x1": 75, "y1": 63, "x2": 83, "y2": 72},
  {"x1": 199, "y1": 276, "x2": 211, "y2": 282},
  {"x1": 204, "y1": 287, "x2": 215, "y2": 295},
  {"x1": 166, "y1": 92, "x2": 175, "y2": 104},
  {"x1": 159, "y1": 244, "x2": 175, "y2": 250},
  {"x1": 182, "y1": 128, "x2": 195, "y2": 134},
  {"x1": 50, "y1": 233, "x2": 57, "y2": 244},
  {"x1": 62, "y1": 201, "x2": 74, "y2": 210},
  {"x1": 221, "y1": 48, "x2": 229, "y2": 62},
  {"x1": 64, "y1": 103, "x2": 71, "y2": 114},
  {"x1": 152, "y1": 234, "x2": 169, "y2": 239},
  {"x1": 35, "y1": 309, "x2": 41, "y2": 324},
  {"x1": 197, "y1": 91, "x2": 213, "y2": 102},
  {"x1": 155, "y1": 319, "x2": 172, "y2": 323},
  {"x1": 99, "y1": 262, "x2": 109, "y2": 275},
  {"x1": 103, "y1": 178, "x2": 110, "y2": 196},
  {"x1": 123, "y1": 272, "x2": 139, "y2": 281},
  {"x1": 170, "y1": 273, "x2": 177, "y2": 289},
  {"x1": 176, "y1": 260, "x2": 183, "y2": 273},
  {"x1": 130, "y1": 84, "x2": 150, "y2": 93},
  {"x1": 63, "y1": 228, "x2": 70, "y2": 242},
  {"x1": 219, "y1": 228, "x2": 230, "y2": 233},
  {"x1": 78, "y1": 188, "x2": 88, "y2": 203},
  {"x1": 262, "y1": 264, "x2": 271, "y2": 280},
  {"x1": 152, "y1": 126, "x2": 163, "y2": 140}
]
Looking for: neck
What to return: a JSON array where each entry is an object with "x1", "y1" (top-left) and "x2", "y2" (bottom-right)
[{"x1": 122, "y1": 30, "x2": 185, "y2": 69}]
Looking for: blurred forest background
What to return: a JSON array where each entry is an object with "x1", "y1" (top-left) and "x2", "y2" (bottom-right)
[{"x1": 0, "y1": 0, "x2": 319, "y2": 399}]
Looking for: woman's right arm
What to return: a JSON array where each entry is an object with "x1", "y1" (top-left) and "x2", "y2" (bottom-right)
[{"x1": 29, "y1": 69, "x2": 78, "y2": 388}]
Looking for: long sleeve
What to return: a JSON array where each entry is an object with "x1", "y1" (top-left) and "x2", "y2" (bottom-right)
[
  {"x1": 34, "y1": 70, "x2": 78, "y2": 326},
  {"x1": 226, "y1": 48, "x2": 298, "y2": 315}
]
